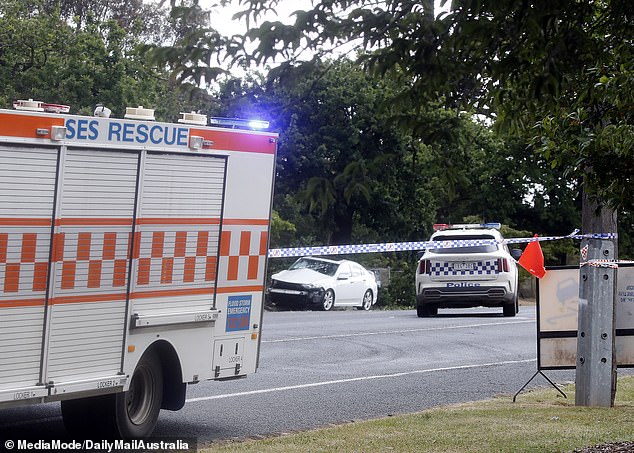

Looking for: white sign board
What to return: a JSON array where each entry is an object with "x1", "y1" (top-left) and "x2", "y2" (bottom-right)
[{"x1": 537, "y1": 265, "x2": 634, "y2": 369}]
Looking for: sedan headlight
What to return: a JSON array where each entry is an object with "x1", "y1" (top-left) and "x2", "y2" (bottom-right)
[{"x1": 302, "y1": 283, "x2": 320, "y2": 291}]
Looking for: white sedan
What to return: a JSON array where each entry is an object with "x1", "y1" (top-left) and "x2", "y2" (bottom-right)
[{"x1": 267, "y1": 257, "x2": 378, "y2": 311}]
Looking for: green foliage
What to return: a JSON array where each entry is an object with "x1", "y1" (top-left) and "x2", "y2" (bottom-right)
[
  {"x1": 233, "y1": 0, "x2": 633, "y2": 212},
  {"x1": 0, "y1": 0, "x2": 213, "y2": 117}
]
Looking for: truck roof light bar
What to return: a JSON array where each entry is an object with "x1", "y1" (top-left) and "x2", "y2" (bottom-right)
[{"x1": 209, "y1": 117, "x2": 269, "y2": 130}]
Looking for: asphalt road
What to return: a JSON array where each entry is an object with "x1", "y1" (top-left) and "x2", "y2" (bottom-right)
[{"x1": 0, "y1": 306, "x2": 588, "y2": 447}]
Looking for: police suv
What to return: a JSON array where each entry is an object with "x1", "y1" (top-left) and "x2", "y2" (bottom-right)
[{"x1": 415, "y1": 223, "x2": 522, "y2": 317}]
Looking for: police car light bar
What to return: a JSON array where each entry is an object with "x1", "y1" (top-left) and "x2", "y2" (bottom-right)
[
  {"x1": 433, "y1": 222, "x2": 501, "y2": 231},
  {"x1": 209, "y1": 117, "x2": 269, "y2": 130}
]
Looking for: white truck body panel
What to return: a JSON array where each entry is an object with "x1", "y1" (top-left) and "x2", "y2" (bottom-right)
[{"x1": 0, "y1": 108, "x2": 277, "y2": 407}]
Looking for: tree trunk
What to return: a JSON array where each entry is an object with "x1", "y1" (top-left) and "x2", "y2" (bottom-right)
[{"x1": 575, "y1": 191, "x2": 618, "y2": 407}]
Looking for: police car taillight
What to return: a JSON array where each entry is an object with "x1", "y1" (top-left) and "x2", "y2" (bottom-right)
[
  {"x1": 418, "y1": 260, "x2": 431, "y2": 274},
  {"x1": 497, "y1": 258, "x2": 510, "y2": 272}
]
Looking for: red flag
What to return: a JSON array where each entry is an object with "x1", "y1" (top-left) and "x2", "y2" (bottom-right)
[{"x1": 518, "y1": 235, "x2": 546, "y2": 278}]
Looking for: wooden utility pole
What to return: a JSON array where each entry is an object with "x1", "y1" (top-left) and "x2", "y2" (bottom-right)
[{"x1": 575, "y1": 193, "x2": 618, "y2": 407}]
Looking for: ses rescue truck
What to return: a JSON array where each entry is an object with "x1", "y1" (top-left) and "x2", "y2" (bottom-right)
[{"x1": 0, "y1": 101, "x2": 277, "y2": 437}]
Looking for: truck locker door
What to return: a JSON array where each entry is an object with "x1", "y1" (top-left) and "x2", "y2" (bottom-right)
[
  {"x1": 43, "y1": 148, "x2": 138, "y2": 385},
  {"x1": 130, "y1": 152, "x2": 226, "y2": 317},
  {"x1": 0, "y1": 145, "x2": 57, "y2": 398}
]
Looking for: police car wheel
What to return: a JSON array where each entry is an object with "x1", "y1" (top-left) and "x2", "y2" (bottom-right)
[
  {"x1": 503, "y1": 296, "x2": 518, "y2": 317},
  {"x1": 417, "y1": 304, "x2": 437, "y2": 317},
  {"x1": 322, "y1": 289, "x2": 335, "y2": 311}
]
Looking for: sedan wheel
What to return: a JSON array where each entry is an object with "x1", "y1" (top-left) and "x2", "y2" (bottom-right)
[
  {"x1": 322, "y1": 289, "x2": 335, "y2": 311},
  {"x1": 358, "y1": 289, "x2": 373, "y2": 310}
]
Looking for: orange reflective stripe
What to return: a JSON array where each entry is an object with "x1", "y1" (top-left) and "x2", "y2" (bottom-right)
[
  {"x1": 248, "y1": 256, "x2": 259, "y2": 280},
  {"x1": 205, "y1": 256, "x2": 217, "y2": 281},
  {"x1": 0, "y1": 233, "x2": 7, "y2": 263},
  {"x1": 77, "y1": 232, "x2": 92, "y2": 261},
  {"x1": 87, "y1": 260, "x2": 102, "y2": 288},
  {"x1": 196, "y1": 231, "x2": 209, "y2": 256},
  {"x1": 20, "y1": 233, "x2": 37, "y2": 263},
  {"x1": 33, "y1": 262, "x2": 48, "y2": 292},
  {"x1": 189, "y1": 128, "x2": 276, "y2": 155},
  {"x1": 240, "y1": 231, "x2": 251, "y2": 255},
  {"x1": 151, "y1": 232, "x2": 164, "y2": 258},
  {"x1": 49, "y1": 293, "x2": 127, "y2": 305},
  {"x1": 0, "y1": 218, "x2": 51, "y2": 226},
  {"x1": 161, "y1": 257, "x2": 174, "y2": 284},
  {"x1": 130, "y1": 287, "x2": 214, "y2": 300},
  {"x1": 174, "y1": 231, "x2": 187, "y2": 257},
  {"x1": 183, "y1": 256, "x2": 196, "y2": 283},
  {"x1": 61, "y1": 261, "x2": 76, "y2": 289},
  {"x1": 0, "y1": 113, "x2": 63, "y2": 139},
  {"x1": 55, "y1": 218, "x2": 133, "y2": 226},
  {"x1": 259, "y1": 231, "x2": 268, "y2": 255},
  {"x1": 137, "y1": 258, "x2": 151, "y2": 285},
  {"x1": 4, "y1": 264, "x2": 20, "y2": 292},
  {"x1": 222, "y1": 219, "x2": 269, "y2": 226},
  {"x1": 131, "y1": 231, "x2": 141, "y2": 259},
  {"x1": 103, "y1": 232, "x2": 117, "y2": 260},
  {"x1": 227, "y1": 256, "x2": 239, "y2": 281},
  {"x1": 220, "y1": 231, "x2": 231, "y2": 256},
  {"x1": 113, "y1": 259, "x2": 127, "y2": 287},
  {"x1": 216, "y1": 285, "x2": 264, "y2": 293},
  {"x1": 0, "y1": 298, "x2": 46, "y2": 308},
  {"x1": 137, "y1": 218, "x2": 220, "y2": 225},
  {"x1": 53, "y1": 233, "x2": 65, "y2": 261}
]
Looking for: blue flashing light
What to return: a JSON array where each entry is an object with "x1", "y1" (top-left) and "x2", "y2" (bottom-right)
[
  {"x1": 209, "y1": 117, "x2": 269, "y2": 130},
  {"x1": 482, "y1": 222, "x2": 502, "y2": 229}
]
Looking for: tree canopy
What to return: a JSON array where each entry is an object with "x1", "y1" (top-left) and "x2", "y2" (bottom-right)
[
  {"x1": 0, "y1": 0, "x2": 215, "y2": 118},
  {"x1": 232, "y1": 0, "x2": 633, "y2": 211}
]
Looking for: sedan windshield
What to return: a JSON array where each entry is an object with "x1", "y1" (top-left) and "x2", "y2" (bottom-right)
[
  {"x1": 289, "y1": 258, "x2": 339, "y2": 276},
  {"x1": 432, "y1": 234, "x2": 499, "y2": 254}
]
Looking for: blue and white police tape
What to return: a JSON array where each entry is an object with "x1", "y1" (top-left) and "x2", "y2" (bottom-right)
[
  {"x1": 268, "y1": 230, "x2": 618, "y2": 259},
  {"x1": 580, "y1": 259, "x2": 634, "y2": 268}
]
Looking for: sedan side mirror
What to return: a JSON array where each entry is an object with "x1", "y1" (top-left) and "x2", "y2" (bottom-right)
[{"x1": 511, "y1": 248, "x2": 523, "y2": 260}]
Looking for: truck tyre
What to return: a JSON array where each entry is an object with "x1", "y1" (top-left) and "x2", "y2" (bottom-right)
[
  {"x1": 322, "y1": 289, "x2": 335, "y2": 311},
  {"x1": 61, "y1": 350, "x2": 163, "y2": 439},
  {"x1": 115, "y1": 350, "x2": 163, "y2": 438}
]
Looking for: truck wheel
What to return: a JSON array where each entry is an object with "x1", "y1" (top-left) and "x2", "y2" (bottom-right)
[
  {"x1": 115, "y1": 350, "x2": 163, "y2": 438},
  {"x1": 322, "y1": 289, "x2": 335, "y2": 311},
  {"x1": 63, "y1": 350, "x2": 164, "y2": 439}
]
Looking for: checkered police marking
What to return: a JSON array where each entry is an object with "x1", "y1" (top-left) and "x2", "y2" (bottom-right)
[{"x1": 430, "y1": 260, "x2": 498, "y2": 276}]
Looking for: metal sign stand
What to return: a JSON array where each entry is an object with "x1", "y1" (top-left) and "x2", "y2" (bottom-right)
[{"x1": 513, "y1": 370, "x2": 567, "y2": 402}]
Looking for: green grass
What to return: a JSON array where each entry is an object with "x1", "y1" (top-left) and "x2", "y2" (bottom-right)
[{"x1": 202, "y1": 376, "x2": 634, "y2": 453}]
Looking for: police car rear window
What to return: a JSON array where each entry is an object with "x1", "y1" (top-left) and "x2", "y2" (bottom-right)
[{"x1": 432, "y1": 234, "x2": 498, "y2": 254}]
